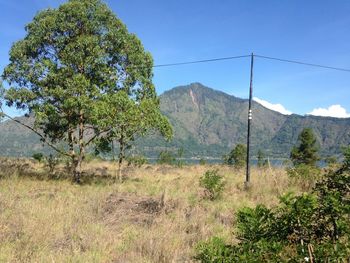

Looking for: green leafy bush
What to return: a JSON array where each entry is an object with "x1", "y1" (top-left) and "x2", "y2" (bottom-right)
[
  {"x1": 157, "y1": 151, "x2": 176, "y2": 165},
  {"x1": 196, "y1": 161, "x2": 350, "y2": 261},
  {"x1": 32, "y1": 153, "x2": 44, "y2": 162},
  {"x1": 127, "y1": 155, "x2": 148, "y2": 167},
  {"x1": 195, "y1": 237, "x2": 236, "y2": 262},
  {"x1": 157, "y1": 149, "x2": 186, "y2": 167},
  {"x1": 45, "y1": 154, "x2": 59, "y2": 174},
  {"x1": 286, "y1": 164, "x2": 321, "y2": 190},
  {"x1": 199, "y1": 158, "x2": 207, "y2": 165},
  {"x1": 199, "y1": 169, "x2": 225, "y2": 200}
]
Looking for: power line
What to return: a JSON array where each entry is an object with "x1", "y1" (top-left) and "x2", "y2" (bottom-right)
[
  {"x1": 250, "y1": 54, "x2": 350, "y2": 73},
  {"x1": 152, "y1": 53, "x2": 350, "y2": 73},
  {"x1": 153, "y1": 55, "x2": 250, "y2": 68}
]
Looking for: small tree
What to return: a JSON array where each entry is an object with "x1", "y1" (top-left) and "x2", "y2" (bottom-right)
[
  {"x1": 157, "y1": 150, "x2": 176, "y2": 165},
  {"x1": 224, "y1": 144, "x2": 247, "y2": 169},
  {"x1": 95, "y1": 93, "x2": 172, "y2": 180},
  {"x1": 176, "y1": 147, "x2": 185, "y2": 167},
  {"x1": 290, "y1": 128, "x2": 319, "y2": 167},
  {"x1": 257, "y1": 149, "x2": 268, "y2": 168}
]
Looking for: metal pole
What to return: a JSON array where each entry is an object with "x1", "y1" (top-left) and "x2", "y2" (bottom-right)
[{"x1": 245, "y1": 53, "x2": 254, "y2": 189}]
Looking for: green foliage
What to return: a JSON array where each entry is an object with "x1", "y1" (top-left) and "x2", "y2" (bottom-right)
[
  {"x1": 45, "y1": 154, "x2": 59, "y2": 174},
  {"x1": 199, "y1": 158, "x2": 207, "y2": 165},
  {"x1": 156, "y1": 148, "x2": 186, "y2": 167},
  {"x1": 176, "y1": 147, "x2": 185, "y2": 167},
  {"x1": 126, "y1": 155, "x2": 148, "y2": 167},
  {"x1": 236, "y1": 205, "x2": 276, "y2": 242},
  {"x1": 196, "y1": 162, "x2": 350, "y2": 261},
  {"x1": 324, "y1": 155, "x2": 338, "y2": 167},
  {"x1": 199, "y1": 169, "x2": 225, "y2": 200},
  {"x1": 290, "y1": 128, "x2": 319, "y2": 167},
  {"x1": 286, "y1": 164, "x2": 321, "y2": 180},
  {"x1": 223, "y1": 144, "x2": 246, "y2": 169},
  {"x1": 94, "y1": 92, "x2": 173, "y2": 168},
  {"x1": 157, "y1": 150, "x2": 176, "y2": 165},
  {"x1": 342, "y1": 145, "x2": 350, "y2": 169},
  {"x1": 195, "y1": 238, "x2": 287, "y2": 262},
  {"x1": 0, "y1": 81, "x2": 4, "y2": 120},
  {"x1": 32, "y1": 153, "x2": 44, "y2": 162},
  {"x1": 257, "y1": 149, "x2": 268, "y2": 168},
  {"x1": 1, "y1": 0, "x2": 167, "y2": 181},
  {"x1": 195, "y1": 237, "x2": 236, "y2": 263}
]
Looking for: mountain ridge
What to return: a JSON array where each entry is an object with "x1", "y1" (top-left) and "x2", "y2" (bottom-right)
[{"x1": 0, "y1": 82, "x2": 349, "y2": 158}]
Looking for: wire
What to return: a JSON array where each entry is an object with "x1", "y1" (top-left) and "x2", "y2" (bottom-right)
[
  {"x1": 152, "y1": 53, "x2": 350, "y2": 73},
  {"x1": 153, "y1": 55, "x2": 251, "y2": 68},
  {"x1": 255, "y1": 54, "x2": 350, "y2": 73}
]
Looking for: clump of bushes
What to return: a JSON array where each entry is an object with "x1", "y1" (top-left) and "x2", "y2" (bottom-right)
[
  {"x1": 195, "y1": 157, "x2": 350, "y2": 262},
  {"x1": 157, "y1": 148, "x2": 186, "y2": 167},
  {"x1": 286, "y1": 164, "x2": 321, "y2": 190},
  {"x1": 199, "y1": 158, "x2": 207, "y2": 165},
  {"x1": 32, "y1": 153, "x2": 44, "y2": 162},
  {"x1": 157, "y1": 150, "x2": 176, "y2": 165},
  {"x1": 127, "y1": 155, "x2": 148, "y2": 167},
  {"x1": 199, "y1": 169, "x2": 225, "y2": 200}
]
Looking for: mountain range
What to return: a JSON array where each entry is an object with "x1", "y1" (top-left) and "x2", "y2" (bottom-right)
[{"x1": 1, "y1": 83, "x2": 349, "y2": 159}]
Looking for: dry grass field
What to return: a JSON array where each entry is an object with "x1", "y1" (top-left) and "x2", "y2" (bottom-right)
[{"x1": 0, "y1": 158, "x2": 303, "y2": 262}]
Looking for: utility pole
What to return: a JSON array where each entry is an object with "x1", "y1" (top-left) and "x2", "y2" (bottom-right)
[{"x1": 245, "y1": 53, "x2": 254, "y2": 189}]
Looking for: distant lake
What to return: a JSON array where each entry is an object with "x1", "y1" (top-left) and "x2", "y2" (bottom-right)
[{"x1": 147, "y1": 158, "x2": 289, "y2": 167}]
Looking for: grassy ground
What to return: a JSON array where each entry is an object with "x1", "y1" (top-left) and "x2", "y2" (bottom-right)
[{"x1": 0, "y1": 160, "x2": 302, "y2": 262}]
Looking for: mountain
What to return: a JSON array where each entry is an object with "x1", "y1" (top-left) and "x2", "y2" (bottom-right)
[{"x1": 1, "y1": 83, "x2": 349, "y2": 158}]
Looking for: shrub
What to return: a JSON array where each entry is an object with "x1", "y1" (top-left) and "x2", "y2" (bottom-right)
[
  {"x1": 32, "y1": 153, "x2": 44, "y2": 162},
  {"x1": 45, "y1": 154, "x2": 59, "y2": 174},
  {"x1": 223, "y1": 144, "x2": 246, "y2": 169},
  {"x1": 196, "y1": 163, "x2": 350, "y2": 261},
  {"x1": 199, "y1": 158, "x2": 207, "y2": 165},
  {"x1": 195, "y1": 237, "x2": 236, "y2": 263},
  {"x1": 257, "y1": 149, "x2": 268, "y2": 168},
  {"x1": 195, "y1": 238, "x2": 287, "y2": 262},
  {"x1": 127, "y1": 155, "x2": 148, "y2": 167},
  {"x1": 324, "y1": 155, "x2": 338, "y2": 167},
  {"x1": 342, "y1": 146, "x2": 350, "y2": 169},
  {"x1": 286, "y1": 164, "x2": 321, "y2": 190},
  {"x1": 199, "y1": 169, "x2": 225, "y2": 200},
  {"x1": 157, "y1": 151, "x2": 176, "y2": 165}
]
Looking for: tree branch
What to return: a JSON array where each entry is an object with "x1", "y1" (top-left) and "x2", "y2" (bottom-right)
[
  {"x1": 85, "y1": 127, "x2": 111, "y2": 147},
  {"x1": 0, "y1": 108, "x2": 71, "y2": 158}
]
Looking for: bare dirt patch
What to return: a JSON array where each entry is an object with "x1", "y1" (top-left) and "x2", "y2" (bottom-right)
[{"x1": 102, "y1": 193, "x2": 167, "y2": 227}]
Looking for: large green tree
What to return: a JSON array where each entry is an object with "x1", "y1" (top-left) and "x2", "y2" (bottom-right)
[
  {"x1": 1, "y1": 0, "x2": 170, "y2": 182},
  {"x1": 290, "y1": 128, "x2": 319, "y2": 167}
]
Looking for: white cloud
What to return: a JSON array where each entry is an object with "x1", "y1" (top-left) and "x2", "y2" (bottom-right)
[
  {"x1": 253, "y1": 97, "x2": 292, "y2": 115},
  {"x1": 308, "y1": 105, "x2": 350, "y2": 118}
]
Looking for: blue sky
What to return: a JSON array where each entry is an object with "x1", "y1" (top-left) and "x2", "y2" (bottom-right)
[{"x1": 1, "y1": 0, "x2": 350, "y2": 117}]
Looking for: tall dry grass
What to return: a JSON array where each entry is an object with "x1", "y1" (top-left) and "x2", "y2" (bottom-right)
[{"x1": 0, "y1": 160, "x2": 302, "y2": 262}]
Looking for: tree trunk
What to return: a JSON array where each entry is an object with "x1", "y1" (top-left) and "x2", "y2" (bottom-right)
[
  {"x1": 118, "y1": 155, "x2": 123, "y2": 182},
  {"x1": 73, "y1": 110, "x2": 85, "y2": 184},
  {"x1": 73, "y1": 157, "x2": 81, "y2": 183},
  {"x1": 118, "y1": 137, "x2": 125, "y2": 182}
]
